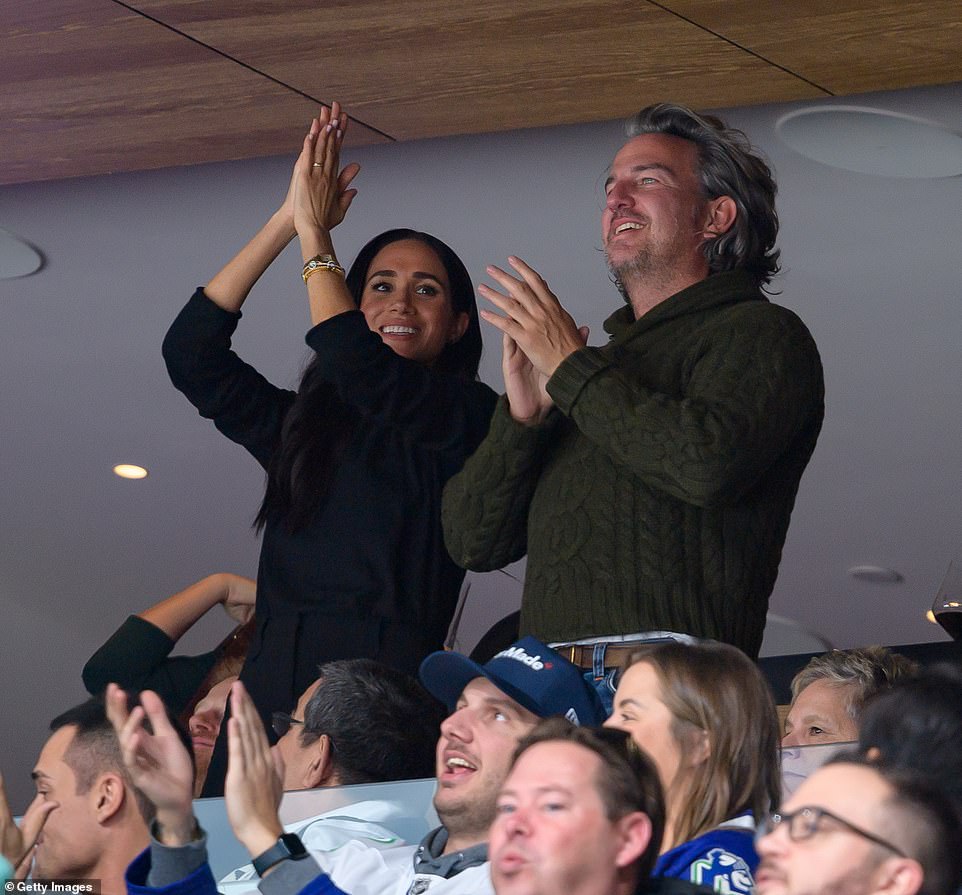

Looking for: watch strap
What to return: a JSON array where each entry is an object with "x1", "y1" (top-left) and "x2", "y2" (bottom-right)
[{"x1": 252, "y1": 832, "x2": 308, "y2": 876}]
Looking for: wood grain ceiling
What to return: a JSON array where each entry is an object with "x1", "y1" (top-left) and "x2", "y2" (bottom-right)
[{"x1": 3, "y1": 0, "x2": 961, "y2": 186}]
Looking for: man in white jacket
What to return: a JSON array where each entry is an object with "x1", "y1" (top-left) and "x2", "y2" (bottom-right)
[{"x1": 220, "y1": 657, "x2": 444, "y2": 888}]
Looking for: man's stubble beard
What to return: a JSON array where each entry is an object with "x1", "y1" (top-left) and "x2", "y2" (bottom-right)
[
  {"x1": 193, "y1": 749, "x2": 213, "y2": 798},
  {"x1": 775, "y1": 852, "x2": 886, "y2": 895},
  {"x1": 606, "y1": 245, "x2": 675, "y2": 304},
  {"x1": 605, "y1": 203, "x2": 707, "y2": 304},
  {"x1": 434, "y1": 779, "x2": 500, "y2": 844}
]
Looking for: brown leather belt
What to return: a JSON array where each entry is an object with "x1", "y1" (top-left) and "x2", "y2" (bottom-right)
[{"x1": 560, "y1": 643, "x2": 644, "y2": 670}]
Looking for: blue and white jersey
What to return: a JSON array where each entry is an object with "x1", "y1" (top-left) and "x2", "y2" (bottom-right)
[{"x1": 654, "y1": 812, "x2": 758, "y2": 894}]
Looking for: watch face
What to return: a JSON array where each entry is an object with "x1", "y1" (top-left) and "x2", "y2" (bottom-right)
[{"x1": 280, "y1": 833, "x2": 307, "y2": 859}]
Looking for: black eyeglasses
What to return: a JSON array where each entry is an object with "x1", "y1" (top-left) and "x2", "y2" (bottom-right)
[
  {"x1": 271, "y1": 711, "x2": 305, "y2": 738},
  {"x1": 759, "y1": 806, "x2": 906, "y2": 858}
]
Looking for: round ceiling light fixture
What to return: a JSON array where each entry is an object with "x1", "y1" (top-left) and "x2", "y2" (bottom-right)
[
  {"x1": 847, "y1": 564, "x2": 904, "y2": 583},
  {"x1": 776, "y1": 106, "x2": 962, "y2": 178},
  {"x1": 113, "y1": 464, "x2": 148, "y2": 480}
]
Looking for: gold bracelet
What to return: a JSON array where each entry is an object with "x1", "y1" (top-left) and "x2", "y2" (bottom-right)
[{"x1": 302, "y1": 254, "x2": 345, "y2": 283}]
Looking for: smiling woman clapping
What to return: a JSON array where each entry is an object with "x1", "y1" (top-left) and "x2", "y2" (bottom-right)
[{"x1": 162, "y1": 103, "x2": 497, "y2": 795}]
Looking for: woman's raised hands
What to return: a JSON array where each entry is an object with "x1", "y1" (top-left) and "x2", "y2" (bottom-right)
[{"x1": 288, "y1": 101, "x2": 360, "y2": 238}]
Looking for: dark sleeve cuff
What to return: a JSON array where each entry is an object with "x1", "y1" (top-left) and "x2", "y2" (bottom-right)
[
  {"x1": 162, "y1": 289, "x2": 242, "y2": 367},
  {"x1": 191, "y1": 287, "x2": 242, "y2": 322},
  {"x1": 486, "y1": 393, "x2": 559, "y2": 446},
  {"x1": 82, "y1": 616, "x2": 175, "y2": 694},
  {"x1": 178, "y1": 287, "x2": 243, "y2": 338},
  {"x1": 546, "y1": 346, "x2": 611, "y2": 415}
]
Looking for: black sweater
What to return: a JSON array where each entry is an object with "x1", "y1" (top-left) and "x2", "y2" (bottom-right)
[{"x1": 163, "y1": 290, "x2": 497, "y2": 791}]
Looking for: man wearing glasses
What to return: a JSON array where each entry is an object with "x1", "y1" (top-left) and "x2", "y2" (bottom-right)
[
  {"x1": 269, "y1": 658, "x2": 441, "y2": 792},
  {"x1": 755, "y1": 757, "x2": 961, "y2": 895},
  {"x1": 220, "y1": 658, "x2": 443, "y2": 888}
]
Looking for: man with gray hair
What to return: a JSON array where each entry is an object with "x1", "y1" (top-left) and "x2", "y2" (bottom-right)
[
  {"x1": 270, "y1": 657, "x2": 442, "y2": 792},
  {"x1": 782, "y1": 646, "x2": 917, "y2": 746},
  {"x1": 219, "y1": 658, "x2": 443, "y2": 887},
  {"x1": 443, "y1": 102, "x2": 824, "y2": 697}
]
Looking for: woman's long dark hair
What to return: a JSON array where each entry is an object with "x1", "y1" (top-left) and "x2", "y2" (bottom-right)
[{"x1": 255, "y1": 229, "x2": 482, "y2": 533}]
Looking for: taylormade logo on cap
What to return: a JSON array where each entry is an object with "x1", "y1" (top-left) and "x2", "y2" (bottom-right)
[
  {"x1": 494, "y1": 645, "x2": 552, "y2": 671},
  {"x1": 418, "y1": 635, "x2": 606, "y2": 728}
]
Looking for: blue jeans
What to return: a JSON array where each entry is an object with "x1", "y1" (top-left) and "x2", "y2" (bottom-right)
[
  {"x1": 585, "y1": 668, "x2": 619, "y2": 716},
  {"x1": 576, "y1": 637, "x2": 695, "y2": 718},
  {"x1": 581, "y1": 642, "x2": 620, "y2": 717}
]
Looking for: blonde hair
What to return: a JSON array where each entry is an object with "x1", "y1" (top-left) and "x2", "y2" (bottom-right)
[{"x1": 625, "y1": 641, "x2": 780, "y2": 848}]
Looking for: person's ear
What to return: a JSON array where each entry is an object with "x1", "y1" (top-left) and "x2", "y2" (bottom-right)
[
  {"x1": 872, "y1": 856, "x2": 924, "y2": 895},
  {"x1": 448, "y1": 311, "x2": 470, "y2": 344},
  {"x1": 702, "y1": 196, "x2": 737, "y2": 238},
  {"x1": 613, "y1": 811, "x2": 653, "y2": 869},
  {"x1": 686, "y1": 728, "x2": 711, "y2": 769},
  {"x1": 304, "y1": 734, "x2": 336, "y2": 789},
  {"x1": 93, "y1": 773, "x2": 126, "y2": 823}
]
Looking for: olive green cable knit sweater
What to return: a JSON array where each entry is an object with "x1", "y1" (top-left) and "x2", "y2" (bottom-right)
[{"x1": 442, "y1": 270, "x2": 824, "y2": 658}]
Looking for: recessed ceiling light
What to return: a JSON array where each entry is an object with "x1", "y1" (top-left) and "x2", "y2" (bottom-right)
[
  {"x1": 926, "y1": 609, "x2": 938, "y2": 624},
  {"x1": 113, "y1": 464, "x2": 148, "y2": 480},
  {"x1": 776, "y1": 106, "x2": 962, "y2": 178},
  {"x1": 846, "y1": 565, "x2": 904, "y2": 583}
]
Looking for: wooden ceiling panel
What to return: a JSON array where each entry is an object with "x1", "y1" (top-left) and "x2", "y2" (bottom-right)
[
  {"x1": 0, "y1": 0, "x2": 390, "y2": 186},
  {"x1": 661, "y1": 0, "x2": 962, "y2": 95},
  {"x1": 127, "y1": 0, "x2": 824, "y2": 139},
  {"x1": 5, "y1": 0, "x2": 961, "y2": 186}
]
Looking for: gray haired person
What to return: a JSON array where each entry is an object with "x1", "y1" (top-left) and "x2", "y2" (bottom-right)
[
  {"x1": 443, "y1": 102, "x2": 824, "y2": 711},
  {"x1": 783, "y1": 646, "x2": 917, "y2": 746}
]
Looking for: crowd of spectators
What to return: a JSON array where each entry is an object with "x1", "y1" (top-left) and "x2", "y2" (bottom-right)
[{"x1": 2, "y1": 638, "x2": 960, "y2": 895}]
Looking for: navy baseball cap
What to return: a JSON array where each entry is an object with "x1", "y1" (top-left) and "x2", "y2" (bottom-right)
[{"x1": 419, "y1": 636, "x2": 606, "y2": 727}]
